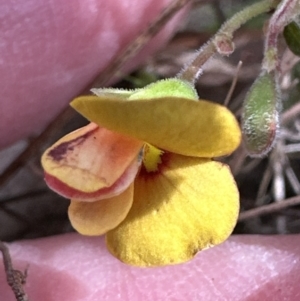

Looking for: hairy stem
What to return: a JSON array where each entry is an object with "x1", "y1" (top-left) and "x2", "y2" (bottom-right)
[
  {"x1": 178, "y1": 0, "x2": 280, "y2": 84},
  {"x1": 262, "y1": 0, "x2": 299, "y2": 72}
]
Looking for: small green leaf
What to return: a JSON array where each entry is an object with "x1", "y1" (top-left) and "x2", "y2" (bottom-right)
[
  {"x1": 284, "y1": 21, "x2": 300, "y2": 56},
  {"x1": 242, "y1": 71, "x2": 280, "y2": 156}
]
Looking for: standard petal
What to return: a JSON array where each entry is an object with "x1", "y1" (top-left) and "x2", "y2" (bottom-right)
[
  {"x1": 71, "y1": 96, "x2": 241, "y2": 157},
  {"x1": 69, "y1": 184, "x2": 134, "y2": 236},
  {"x1": 41, "y1": 123, "x2": 143, "y2": 199},
  {"x1": 106, "y1": 154, "x2": 239, "y2": 266}
]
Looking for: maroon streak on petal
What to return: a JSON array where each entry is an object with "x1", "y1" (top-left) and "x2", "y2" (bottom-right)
[
  {"x1": 44, "y1": 156, "x2": 141, "y2": 202},
  {"x1": 47, "y1": 128, "x2": 98, "y2": 162}
]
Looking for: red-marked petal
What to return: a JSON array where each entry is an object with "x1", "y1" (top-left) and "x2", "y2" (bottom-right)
[
  {"x1": 44, "y1": 156, "x2": 141, "y2": 201},
  {"x1": 41, "y1": 123, "x2": 143, "y2": 200}
]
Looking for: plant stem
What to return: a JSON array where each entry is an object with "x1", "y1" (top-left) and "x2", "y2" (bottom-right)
[
  {"x1": 177, "y1": 0, "x2": 280, "y2": 84},
  {"x1": 262, "y1": 0, "x2": 299, "y2": 72}
]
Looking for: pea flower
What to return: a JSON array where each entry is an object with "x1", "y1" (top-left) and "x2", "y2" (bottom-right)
[{"x1": 41, "y1": 78, "x2": 241, "y2": 267}]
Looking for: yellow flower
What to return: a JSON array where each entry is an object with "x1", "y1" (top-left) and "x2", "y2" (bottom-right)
[{"x1": 41, "y1": 79, "x2": 241, "y2": 267}]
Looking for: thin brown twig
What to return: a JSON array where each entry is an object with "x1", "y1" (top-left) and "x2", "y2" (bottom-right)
[
  {"x1": 238, "y1": 195, "x2": 300, "y2": 221},
  {"x1": 0, "y1": 189, "x2": 48, "y2": 205},
  {"x1": 282, "y1": 101, "x2": 300, "y2": 124},
  {"x1": 223, "y1": 60, "x2": 243, "y2": 107},
  {"x1": 255, "y1": 166, "x2": 272, "y2": 206},
  {"x1": 230, "y1": 145, "x2": 247, "y2": 176},
  {"x1": 0, "y1": 241, "x2": 29, "y2": 301},
  {"x1": 93, "y1": 0, "x2": 193, "y2": 87}
]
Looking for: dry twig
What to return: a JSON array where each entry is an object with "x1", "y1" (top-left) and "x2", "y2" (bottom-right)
[
  {"x1": 239, "y1": 195, "x2": 300, "y2": 221},
  {"x1": 0, "y1": 241, "x2": 29, "y2": 301},
  {"x1": 93, "y1": 0, "x2": 193, "y2": 87}
]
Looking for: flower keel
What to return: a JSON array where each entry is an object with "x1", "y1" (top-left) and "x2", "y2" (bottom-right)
[{"x1": 69, "y1": 184, "x2": 134, "y2": 236}]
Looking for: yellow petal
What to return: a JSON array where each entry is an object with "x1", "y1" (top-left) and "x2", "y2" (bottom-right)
[
  {"x1": 106, "y1": 154, "x2": 239, "y2": 266},
  {"x1": 69, "y1": 184, "x2": 134, "y2": 236},
  {"x1": 41, "y1": 123, "x2": 143, "y2": 199},
  {"x1": 71, "y1": 96, "x2": 241, "y2": 157}
]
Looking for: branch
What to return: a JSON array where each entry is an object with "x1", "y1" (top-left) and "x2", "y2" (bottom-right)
[
  {"x1": 0, "y1": 241, "x2": 30, "y2": 301},
  {"x1": 238, "y1": 195, "x2": 300, "y2": 221}
]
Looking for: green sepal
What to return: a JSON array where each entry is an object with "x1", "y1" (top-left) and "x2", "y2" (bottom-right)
[
  {"x1": 91, "y1": 87, "x2": 138, "y2": 99},
  {"x1": 128, "y1": 78, "x2": 198, "y2": 100},
  {"x1": 91, "y1": 78, "x2": 198, "y2": 101}
]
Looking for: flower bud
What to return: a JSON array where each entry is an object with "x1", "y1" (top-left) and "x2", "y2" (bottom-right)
[{"x1": 242, "y1": 71, "x2": 280, "y2": 156}]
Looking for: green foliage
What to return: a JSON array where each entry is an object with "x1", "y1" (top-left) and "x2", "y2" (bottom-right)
[
  {"x1": 283, "y1": 21, "x2": 300, "y2": 56},
  {"x1": 284, "y1": 61, "x2": 300, "y2": 111}
]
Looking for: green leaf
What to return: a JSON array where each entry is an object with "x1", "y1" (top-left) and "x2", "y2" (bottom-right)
[{"x1": 284, "y1": 21, "x2": 300, "y2": 56}]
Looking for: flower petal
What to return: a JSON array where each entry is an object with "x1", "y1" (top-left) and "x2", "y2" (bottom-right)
[
  {"x1": 106, "y1": 154, "x2": 239, "y2": 266},
  {"x1": 44, "y1": 156, "x2": 140, "y2": 202},
  {"x1": 71, "y1": 96, "x2": 241, "y2": 157},
  {"x1": 69, "y1": 184, "x2": 134, "y2": 236},
  {"x1": 41, "y1": 123, "x2": 143, "y2": 199}
]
